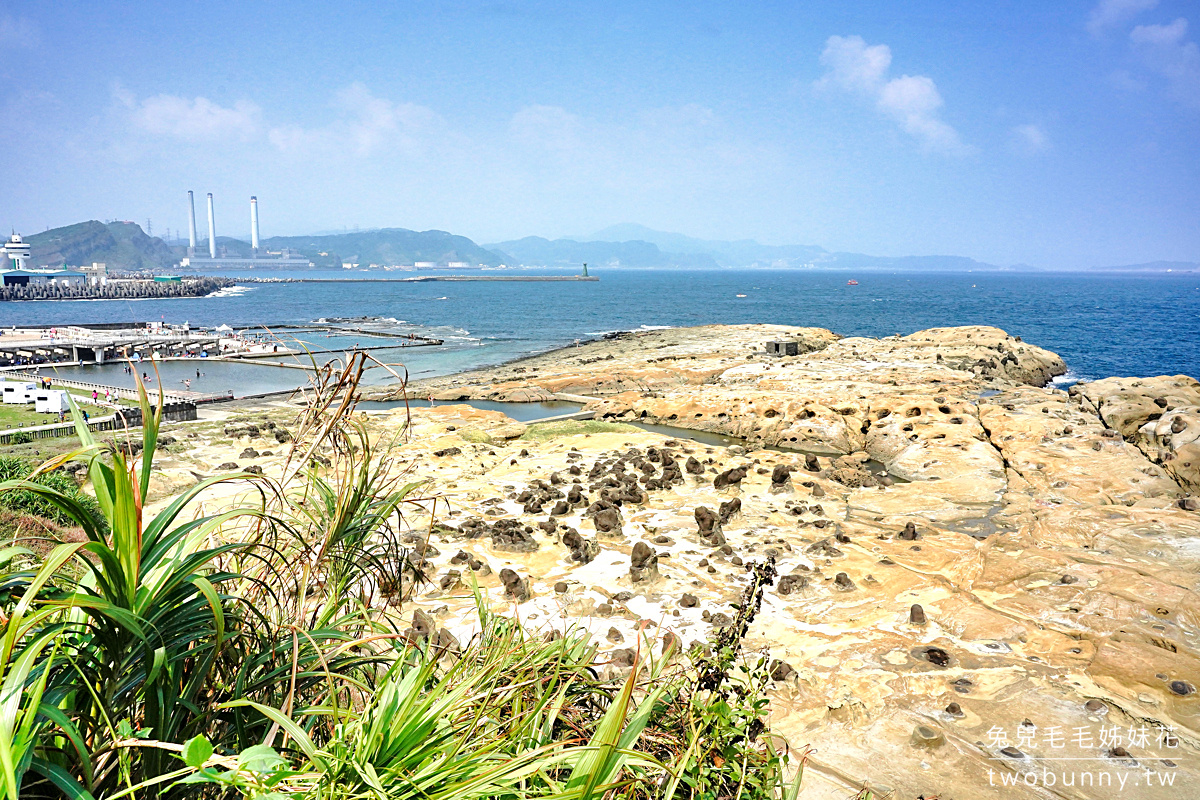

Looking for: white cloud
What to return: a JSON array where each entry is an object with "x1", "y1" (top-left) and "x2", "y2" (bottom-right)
[
  {"x1": 1132, "y1": 15, "x2": 1188, "y2": 46},
  {"x1": 1012, "y1": 123, "x2": 1051, "y2": 152},
  {"x1": 1130, "y1": 17, "x2": 1200, "y2": 109},
  {"x1": 815, "y1": 35, "x2": 891, "y2": 92},
  {"x1": 269, "y1": 83, "x2": 445, "y2": 157},
  {"x1": 815, "y1": 35, "x2": 966, "y2": 153},
  {"x1": 877, "y1": 74, "x2": 943, "y2": 118},
  {"x1": 1087, "y1": 0, "x2": 1159, "y2": 36},
  {"x1": 333, "y1": 83, "x2": 443, "y2": 154},
  {"x1": 131, "y1": 94, "x2": 261, "y2": 140}
]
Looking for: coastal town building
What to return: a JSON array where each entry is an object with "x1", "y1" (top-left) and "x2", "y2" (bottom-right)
[
  {"x1": 82, "y1": 262, "x2": 108, "y2": 286},
  {"x1": 0, "y1": 267, "x2": 87, "y2": 287}
]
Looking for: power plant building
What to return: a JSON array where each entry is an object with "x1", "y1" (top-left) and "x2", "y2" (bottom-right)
[{"x1": 179, "y1": 192, "x2": 313, "y2": 269}]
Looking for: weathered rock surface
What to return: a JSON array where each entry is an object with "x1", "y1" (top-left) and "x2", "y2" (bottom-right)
[
  {"x1": 1075, "y1": 375, "x2": 1200, "y2": 492},
  {"x1": 154, "y1": 325, "x2": 1199, "y2": 799}
]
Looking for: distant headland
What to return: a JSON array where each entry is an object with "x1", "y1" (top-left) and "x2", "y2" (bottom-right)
[{"x1": 9, "y1": 214, "x2": 1196, "y2": 275}]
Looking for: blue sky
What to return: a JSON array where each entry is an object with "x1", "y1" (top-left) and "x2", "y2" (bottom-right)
[{"x1": 0, "y1": 0, "x2": 1197, "y2": 268}]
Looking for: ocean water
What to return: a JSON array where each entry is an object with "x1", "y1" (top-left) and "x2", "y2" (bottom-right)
[{"x1": 3, "y1": 269, "x2": 1198, "y2": 397}]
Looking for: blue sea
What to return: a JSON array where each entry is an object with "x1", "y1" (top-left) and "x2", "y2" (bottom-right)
[{"x1": 3, "y1": 269, "x2": 1198, "y2": 398}]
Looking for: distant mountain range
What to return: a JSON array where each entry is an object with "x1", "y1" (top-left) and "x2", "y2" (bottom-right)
[
  {"x1": 260, "y1": 229, "x2": 504, "y2": 268},
  {"x1": 485, "y1": 236, "x2": 720, "y2": 269},
  {"x1": 580, "y1": 224, "x2": 1005, "y2": 271},
  {"x1": 11, "y1": 219, "x2": 1198, "y2": 273}
]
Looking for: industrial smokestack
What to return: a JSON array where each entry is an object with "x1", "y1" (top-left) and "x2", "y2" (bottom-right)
[
  {"x1": 187, "y1": 191, "x2": 197, "y2": 255},
  {"x1": 206, "y1": 193, "x2": 217, "y2": 259},
  {"x1": 250, "y1": 196, "x2": 260, "y2": 253}
]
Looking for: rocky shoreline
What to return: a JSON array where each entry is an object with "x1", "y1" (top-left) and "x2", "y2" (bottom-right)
[{"x1": 155, "y1": 323, "x2": 1198, "y2": 798}]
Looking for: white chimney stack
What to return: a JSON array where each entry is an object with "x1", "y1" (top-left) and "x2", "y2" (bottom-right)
[
  {"x1": 206, "y1": 192, "x2": 217, "y2": 259},
  {"x1": 187, "y1": 190, "x2": 197, "y2": 256},
  {"x1": 250, "y1": 196, "x2": 260, "y2": 253}
]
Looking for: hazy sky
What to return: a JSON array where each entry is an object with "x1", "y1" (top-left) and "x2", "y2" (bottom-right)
[{"x1": 1, "y1": 0, "x2": 1198, "y2": 268}]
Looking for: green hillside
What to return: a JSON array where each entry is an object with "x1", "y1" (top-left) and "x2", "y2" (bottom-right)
[
  {"x1": 17, "y1": 222, "x2": 508, "y2": 271},
  {"x1": 25, "y1": 221, "x2": 175, "y2": 271}
]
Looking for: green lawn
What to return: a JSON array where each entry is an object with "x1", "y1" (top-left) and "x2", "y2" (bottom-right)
[
  {"x1": 0, "y1": 385, "x2": 134, "y2": 431},
  {"x1": 0, "y1": 404, "x2": 64, "y2": 429}
]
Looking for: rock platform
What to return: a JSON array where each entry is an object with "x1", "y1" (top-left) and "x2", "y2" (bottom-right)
[{"x1": 163, "y1": 324, "x2": 1199, "y2": 798}]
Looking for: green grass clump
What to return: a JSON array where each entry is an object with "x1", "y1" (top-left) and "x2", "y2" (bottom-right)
[
  {"x1": 0, "y1": 456, "x2": 101, "y2": 529},
  {"x1": 521, "y1": 419, "x2": 642, "y2": 442}
]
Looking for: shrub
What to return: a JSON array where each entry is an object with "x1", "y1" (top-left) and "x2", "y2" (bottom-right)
[{"x1": 0, "y1": 456, "x2": 101, "y2": 529}]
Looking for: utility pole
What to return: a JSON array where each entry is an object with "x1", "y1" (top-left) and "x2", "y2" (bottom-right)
[{"x1": 146, "y1": 219, "x2": 153, "y2": 236}]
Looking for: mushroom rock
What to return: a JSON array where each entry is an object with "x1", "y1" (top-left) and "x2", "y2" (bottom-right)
[
  {"x1": 499, "y1": 568, "x2": 531, "y2": 602},
  {"x1": 769, "y1": 658, "x2": 797, "y2": 681},
  {"x1": 405, "y1": 608, "x2": 435, "y2": 644},
  {"x1": 433, "y1": 627, "x2": 460, "y2": 656},
  {"x1": 695, "y1": 505, "x2": 726, "y2": 545},
  {"x1": 769, "y1": 463, "x2": 793, "y2": 492},
  {"x1": 592, "y1": 507, "x2": 624, "y2": 536},
  {"x1": 713, "y1": 466, "x2": 748, "y2": 490},
  {"x1": 777, "y1": 573, "x2": 809, "y2": 595},
  {"x1": 630, "y1": 540, "x2": 660, "y2": 583},
  {"x1": 561, "y1": 528, "x2": 600, "y2": 564}
]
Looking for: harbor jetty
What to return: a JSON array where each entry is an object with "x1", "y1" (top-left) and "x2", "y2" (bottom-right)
[
  {"x1": 0, "y1": 275, "x2": 235, "y2": 302},
  {"x1": 240, "y1": 274, "x2": 599, "y2": 284}
]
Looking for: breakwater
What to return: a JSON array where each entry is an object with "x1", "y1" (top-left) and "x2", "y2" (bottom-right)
[
  {"x1": 241, "y1": 275, "x2": 598, "y2": 283},
  {"x1": 0, "y1": 277, "x2": 236, "y2": 302}
]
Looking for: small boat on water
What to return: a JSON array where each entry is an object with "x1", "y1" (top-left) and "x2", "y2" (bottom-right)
[
  {"x1": 847, "y1": 279, "x2": 859, "y2": 286},
  {"x1": 736, "y1": 293, "x2": 747, "y2": 297}
]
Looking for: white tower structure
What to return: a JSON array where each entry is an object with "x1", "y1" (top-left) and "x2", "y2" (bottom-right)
[
  {"x1": 3, "y1": 233, "x2": 31, "y2": 269},
  {"x1": 187, "y1": 190, "x2": 198, "y2": 257},
  {"x1": 250, "y1": 196, "x2": 260, "y2": 254},
  {"x1": 206, "y1": 193, "x2": 217, "y2": 259}
]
